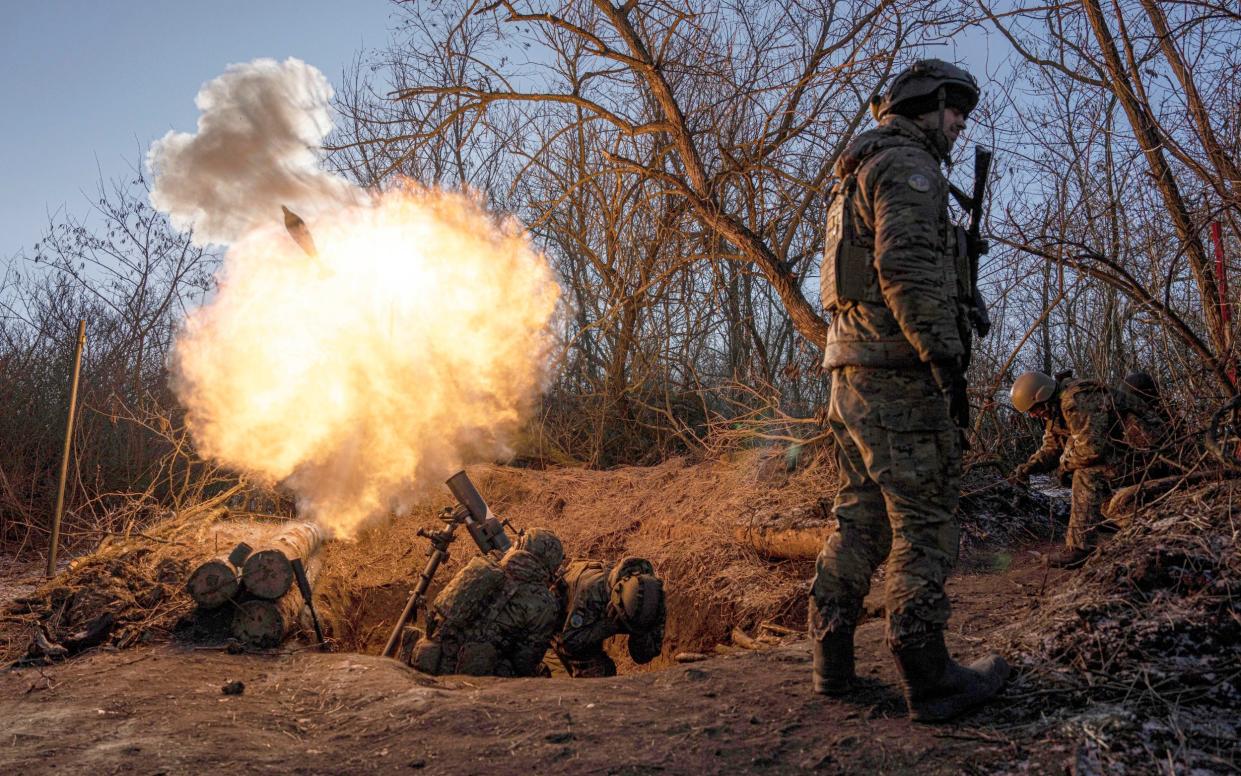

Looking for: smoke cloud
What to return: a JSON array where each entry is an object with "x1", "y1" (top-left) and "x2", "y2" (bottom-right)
[
  {"x1": 150, "y1": 59, "x2": 561, "y2": 538},
  {"x1": 147, "y1": 57, "x2": 360, "y2": 245}
]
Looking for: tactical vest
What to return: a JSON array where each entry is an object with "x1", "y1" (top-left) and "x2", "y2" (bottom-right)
[
  {"x1": 561, "y1": 560, "x2": 608, "y2": 629},
  {"x1": 820, "y1": 173, "x2": 972, "y2": 313}
]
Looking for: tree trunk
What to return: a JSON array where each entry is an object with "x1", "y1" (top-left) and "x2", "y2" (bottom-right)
[
  {"x1": 241, "y1": 522, "x2": 328, "y2": 600},
  {"x1": 1081, "y1": 0, "x2": 1229, "y2": 382}
]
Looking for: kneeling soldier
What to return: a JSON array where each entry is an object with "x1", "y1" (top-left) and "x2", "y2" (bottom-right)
[
  {"x1": 410, "y1": 528, "x2": 563, "y2": 677},
  {"x1": 553, "y1": 556, "x2": 665, "y2": 677}
]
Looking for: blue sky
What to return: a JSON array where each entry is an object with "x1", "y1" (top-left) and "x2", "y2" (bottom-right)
[{"x1": 0, "y1": 0, "x2": 396, "y2": 261}]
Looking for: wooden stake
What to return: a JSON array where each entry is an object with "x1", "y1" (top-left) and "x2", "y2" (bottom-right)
[{"x1": 47, "y1": 319, "x2": 86, "y2": 578}]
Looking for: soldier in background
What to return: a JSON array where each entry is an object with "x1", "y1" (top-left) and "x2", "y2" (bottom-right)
[
  {"x1": 410, "y1": 528, "x2": 563, "y2": 677},
  {"x1": 553, "y1": 557, "x2": 665, "y2": 677},
  {"x1": 810, "y1": 59, "x2": 1009, "y2": 722},
  {"x1": 1116, "y1": 371, "x2": 1173, "y2": 462},
  {"x1": 1010, "y1": 371, "x2": 1132, "y2": 568}
]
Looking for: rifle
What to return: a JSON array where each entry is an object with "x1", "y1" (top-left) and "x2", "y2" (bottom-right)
[
  {"x1": 948, "y1": 146, "x2": 994, "y2": 441},
  {"x1": 380, "y1": 471, "x2": 513, "y2": 659},
  {"x1": 965, "y1": 146, "x2": 993, "y2": 343}
]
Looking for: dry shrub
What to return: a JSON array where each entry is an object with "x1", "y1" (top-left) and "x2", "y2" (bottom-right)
[
  {"x1": 0, "y1": 492, "x2": 283, "y2": 664},
  {"x1": 1001, "y1": 477, "x2": 1241, "y2": 772}
]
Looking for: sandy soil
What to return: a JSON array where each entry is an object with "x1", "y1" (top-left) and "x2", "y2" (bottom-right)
[{"x1": 0, "y1": 545, "x2": 1070, "y2": 775}]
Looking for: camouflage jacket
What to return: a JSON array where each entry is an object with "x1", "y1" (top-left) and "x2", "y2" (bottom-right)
[
  {"x1": 1020, "y1": 379, "x2": 1127, "y2": 475},
  {"x1": 424, "y1": 550, "x2": 559, "y2": 677},
  {"x1": 489, "y1": 551, "x2": 561, "y2": 676},
  {"x1": 552, "y1": 560, "x2": 619, "y2": 666},
  {"x1": 823, "y1": 115, "x2": 965, "y2": 369}
]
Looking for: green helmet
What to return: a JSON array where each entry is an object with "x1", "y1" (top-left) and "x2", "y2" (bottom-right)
[
  {"x1": 1121, "y1": 371, "x2": 1159, "y2": 401},
  {"x1": 607, "y1": 557, "x2": 664, "y2": 634},
  {"x1": 610, "y1": 573, "x2": 664, "y2": 634},
  {"x1": 871, "y1": 59, "x2": 980, "y2": 120},
  {"x1": 515, "y1": 528, "x2": 564, "y2": 579},
  {"x1": 1010, "y1": 371, "x2": 1058, "y2": 413}
]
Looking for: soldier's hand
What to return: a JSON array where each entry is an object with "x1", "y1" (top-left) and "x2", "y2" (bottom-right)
[
  {"x1": 929, "y1": 359, "x2": 958, "y2": 396},
  {"x1": 1008, "y1": 467, "x2": 1030, "y2": 486}
]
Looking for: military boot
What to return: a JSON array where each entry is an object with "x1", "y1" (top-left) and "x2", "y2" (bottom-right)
[
  {"x1": 812, "y1": 630, "x2": 855, "y2": 696},
  {"x1": 1048, "y1": 545, "x2": 1094, "y2": 569},
  {"x1": 893, "y1": 632, "x2": 1009, "y2": 723}
]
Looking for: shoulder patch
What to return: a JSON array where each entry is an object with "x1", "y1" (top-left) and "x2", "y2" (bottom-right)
[{"x1": 908, "y1": 173, "x2": 931, "y2": 192}]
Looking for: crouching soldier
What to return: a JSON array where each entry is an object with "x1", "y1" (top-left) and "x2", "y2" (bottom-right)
[
  {"x1": 410, "y1": 529, "x2": 563, "y2": 677},
  {"x1": 1009, "y1": 371, "x2": 1130, "y2": 568},
  {"x1": 552, "y1": 556, "x2": 666, "y2": 677}
]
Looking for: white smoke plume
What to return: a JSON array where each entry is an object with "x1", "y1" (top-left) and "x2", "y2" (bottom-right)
[
  {"x1": 149, "y1": 59, "x2": 561, "y2": 538},
  {"x1": 147, "y1": 58, "x2": 361, "y2": 245}
]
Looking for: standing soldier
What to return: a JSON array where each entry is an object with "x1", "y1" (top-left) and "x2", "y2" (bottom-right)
[
  {"x1": 811, "y1": 59, "x2": 1009, "y2": 722},
  {"x1": 1009, "y1": 371, "x2": 1133, "y2": 568}
]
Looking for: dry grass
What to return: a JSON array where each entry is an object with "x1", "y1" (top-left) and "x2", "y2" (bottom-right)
[{"x1": 996, "y1": 477, "x2": 1241, "y2": 772}]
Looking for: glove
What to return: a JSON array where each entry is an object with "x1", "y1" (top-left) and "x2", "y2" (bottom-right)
[
  {"x1": 970, "y1": 294, "x2": 992, "y2": 339},
  {"x1": 929, "y1": 359, "x2": 958, "y2": 397}
]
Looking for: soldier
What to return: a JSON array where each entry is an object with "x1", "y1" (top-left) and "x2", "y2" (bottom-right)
[
  {"x1": 410, "y1": 528, "x2": 563, "y2": 677},
  {"x1": 1009, "y1": 371, "x2": 1131, "y2": 568},
  {"x1": 811, "y1": 59, "x2": 1009, "y2": 722},
  {"x1": 1116, "y1": 371, "x2": 1172, "y2": 454},
  {"x1": 552, "y1": 556, "x2": 665, "y2": 677}
]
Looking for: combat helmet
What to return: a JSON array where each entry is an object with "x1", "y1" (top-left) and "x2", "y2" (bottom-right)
[
  {"x1": 1010, "y1": 371, "x2": 1058, "y2": 413},
  {"x1": 871, "y1": 59, "x2": 979, "y2": 121},
  {"x1": 608, "y1": 556, "x2": 664, "y2": 634},
  {"x1": 514, "y1": 528, "x2": 564, "y2": 579},
  {"x1": 1121, "y1": 371, "x2": 1159, "y2": 401}
]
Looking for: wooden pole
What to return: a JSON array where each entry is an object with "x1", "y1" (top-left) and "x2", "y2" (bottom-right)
[{"x1": 47, "y1": 319, "x2": 86, "y2": 578}]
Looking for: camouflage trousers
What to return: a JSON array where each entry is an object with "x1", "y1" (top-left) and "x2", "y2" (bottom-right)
[
  {"x1": 810, "y1": 366, "x2": 961, "y2": 651},
  {"x1": 1068, "y1": 465, "x2": 1119, "y2": 550}
]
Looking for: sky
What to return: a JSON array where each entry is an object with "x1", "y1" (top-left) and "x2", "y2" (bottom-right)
[{"x1": 0, "y1": 0, "x2": 397, "y2": 261}]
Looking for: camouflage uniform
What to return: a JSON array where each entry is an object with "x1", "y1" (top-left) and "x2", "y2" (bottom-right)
[
  {"x1": 552, "y1": 559, "x2": 665, "y2": 678},
  {"x1": 811, "y1": 112, "x2": 967, "y2": 651},
  {"x1": 1114, "y1": 385, "x2": 1173, "y2": 480},
  {"x1": 412, "y1": 547, "x2": 560, "y2": 677},
  {"x1": 1013, "y1": 379, "x2": 1128, "y2": 549}
]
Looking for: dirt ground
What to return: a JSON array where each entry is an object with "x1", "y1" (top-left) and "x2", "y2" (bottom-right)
[
  {"x1": 0, "y1": 545, "x2": 1069, "y2": 775},
  {"x1": 5, "y1": 455, "x2": 1234, "y2": 773}
]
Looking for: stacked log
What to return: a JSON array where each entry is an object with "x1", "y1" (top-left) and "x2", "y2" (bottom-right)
[
  {"x1": 231, "y1": 557, "x2": 323, "y2": 648},
  {"x1": 183, "y1": 522, "x2": 328, "y2": 649},
  {"x1": 241, "y1": 523, "x2": 327, "y2": 599},
  {"x1": 186, "y1": 542, "x2": 254, "y2": 608},
  {"x1": 733, "y1": 501, "x2": 832, "y2": 560}
]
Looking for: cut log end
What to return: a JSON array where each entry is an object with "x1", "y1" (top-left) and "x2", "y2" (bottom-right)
[
  {"x1": 231, "y1": 599, "x2": 288, "y2": 649},
  {"x1": 186, "y1": 559, "x2": 240, "y2": 609},
  {"x1": 242, "y1": 549, "x2": 295, "y2": 600}
]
